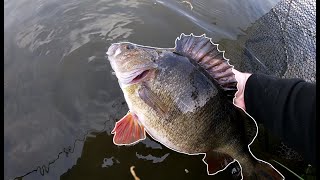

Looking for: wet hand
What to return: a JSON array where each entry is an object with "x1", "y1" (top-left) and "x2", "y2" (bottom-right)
[{"x1": 232, "y1": 68, "x2": 252, "y2": 111}]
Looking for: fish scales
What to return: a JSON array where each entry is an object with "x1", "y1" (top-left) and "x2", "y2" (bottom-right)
[{"x1": 107, "y1": 34, "x2": 284, "y2": 180}]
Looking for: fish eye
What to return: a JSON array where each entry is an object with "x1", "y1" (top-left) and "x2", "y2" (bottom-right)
[{"x1": 126, "y1": 44, "x2": 135, "y2": 50}]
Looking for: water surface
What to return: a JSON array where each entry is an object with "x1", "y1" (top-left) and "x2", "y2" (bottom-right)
[{"x1": 4, "y1": 0, "x2": 315, "y2": 179}]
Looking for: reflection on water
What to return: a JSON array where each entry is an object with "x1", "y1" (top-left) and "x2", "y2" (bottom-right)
[
  {"x1": 4, "y1": 0, "x2": 316, "y2": 179},
  {"x1": 156, "y1": 0, "x2": 279, "y2": 41},
  {"x1": 58, "y1": 132, "x2": 239, "y2": 180}
]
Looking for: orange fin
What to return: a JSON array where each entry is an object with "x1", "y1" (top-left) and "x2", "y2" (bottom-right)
[
  {"x1": 111, "y1": 112, "x2": 146, "y2": 145},
  {"x1": 203, "y1": 151, "x2": 234, "y2": 175}
]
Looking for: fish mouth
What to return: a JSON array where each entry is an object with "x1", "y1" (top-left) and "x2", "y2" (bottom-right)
[
  {"x1": 107, "y1": 43, "x2": 121, "y2": 57},
  {"x1": 118, "y1": 68, "x2": 152, "y2": 85},
  {"x1": 130, "y1": 69, "x2": 150, "y2": 84},
  {"x1": 106, "y1": 43, "x2": 156, "y2": 85}
]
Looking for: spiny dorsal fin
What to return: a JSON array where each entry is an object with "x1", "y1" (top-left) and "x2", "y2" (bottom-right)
[{"x1": 174, "y1": 33, "x2": 237, "y2": 100}]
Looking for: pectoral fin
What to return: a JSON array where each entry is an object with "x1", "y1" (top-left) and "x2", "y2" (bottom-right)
[
  {"x1": 111, "y1": 111, "x2": 146, "y2": 145},
  {"x1": 138, "y1": 85, "x2": 169, "y2": 118},
  {"x1": 203, "y1": 151, "x2": 234, "y2": 175}
]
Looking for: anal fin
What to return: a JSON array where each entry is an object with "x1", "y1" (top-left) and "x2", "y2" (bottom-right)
[{"x1": 203, "y1": 151, "x2": 234, "y2": 175}]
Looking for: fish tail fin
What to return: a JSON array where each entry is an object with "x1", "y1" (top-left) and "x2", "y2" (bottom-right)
[{"x1": 239, "y1": 156, "x2": 284, "y2": 180}]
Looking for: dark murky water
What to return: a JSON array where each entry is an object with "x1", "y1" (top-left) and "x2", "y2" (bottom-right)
[{"x1": 4, "y1": 0, "x2": 316, "y2": 179}]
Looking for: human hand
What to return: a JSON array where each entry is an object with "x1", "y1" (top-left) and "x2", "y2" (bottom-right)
[{"x1": 232, "y1": 69, "x2": 252, "y2": 111}]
